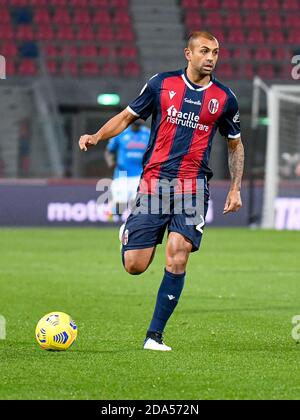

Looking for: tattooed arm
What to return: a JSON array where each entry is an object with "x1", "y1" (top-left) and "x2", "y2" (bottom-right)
[{"x1": 223, "y1": 137, "x2": 244, "y2": 214}]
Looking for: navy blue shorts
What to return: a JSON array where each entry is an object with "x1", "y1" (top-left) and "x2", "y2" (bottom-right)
[{"x1": 122, "y1": 191, "x2": 210, "y2": 253}]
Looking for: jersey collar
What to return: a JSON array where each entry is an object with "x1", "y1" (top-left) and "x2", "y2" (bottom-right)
[{"x1": 181, "y1": 69, "x2": 214, "y2": 92}]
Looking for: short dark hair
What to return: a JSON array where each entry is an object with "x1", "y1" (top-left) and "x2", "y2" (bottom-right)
[{"x1": 187, "y1": 31, "x2": 218, "y2": 49}]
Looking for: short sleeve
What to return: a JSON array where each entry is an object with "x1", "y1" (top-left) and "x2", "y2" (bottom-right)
[
  {"x1": 218, "y1": 91, "x2": 241, "y2": 139},
  {"x1": 107, "y1": 136, "x2": 119, "y2": 153},
  {"x1": 127, "y1": 75, "x2": 157, "y2": 121}
]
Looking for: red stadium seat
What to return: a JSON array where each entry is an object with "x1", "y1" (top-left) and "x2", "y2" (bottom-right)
[
  {"x1": 73, "y1": 10, "x2": 91, "y2": 25},
  {"x1": 76, "y1": 26, "x2": 95, "y2": 41},
  {"x1": 47, "y1": 60, "x2": 59, "y2": 75},
  {"x1": 123, "y1": 62, "x2": 141, "y2": 77},
  {"x1": 205, "y1": 12, "x2": 223, "y2": 28},
  {"x1": 111, "y1": 0, "x2": 129, "y2": 7},
  {"x1": 219, "y1": 47, "x2": 231, "y2": 60},
  {"x1": 0, "y1": 8, "x2": 10, "y2": 24},
  {"x1": 284, "y1": 15, "x2": 300, "y2": 28},
  {"x1": 224, "y1": 13, "x2": 242, "y2": 27},
  {"x1": 72, "y1": 0, "x2": 89, "y2": 7},
  {"x1": 92, "y1": 11, "x2": 112, "y2": 25},
  {"x1": 50, "y1": 0, "x2": 68, "y2": 6},
  {"x1": 231, "y1": 48, "x2": 251, "y2": 60},
  {"x1": 228, "y1": 29, "x2": 245, "y2": 44},
  {"x1": 247, "y1": 31, "x2": 265, "y2": 45},
  {"x1": 266, "y1": 31, "x2": 285, "y2": 45},
  {"x1": 242, "y1": 0, "x2": 259, "y2": 9},
  {"x1": 253, "y1": 47, "x2": 272, "y2": 61},
  {"x1": 113, "y1": 11, "x2": 131, "y2": 25},
  {"x1": 282, "y1": 0, "x2": 299, "y2": 10},
  {"x1": 264, "y1": 13, "x2": 282, "y2": 29},
  {"x1": 119, "y1": 46, "x2": 138, "y2": 59},
  {"x1": 184, "y1": 13, "x2": 203, "y2": 28},
  {"x1": 238, "y1": 63, "x2": 254, "y2": 80},
  {"x1": 19, "y1": 59, "x2": 38, "y2": 76},
  {"x1": 101, "y1": 63, "x2": 121, "y2": 76},
  {"x1": 8, "y1": 0, "x2": 28, "y2": 5},
  {"x1": 257, "y1": 64, "x2": 275, "y2": 79},
  {"x1": 211, "y1": 29, "x2": 225, "y2": 43},
  {"x1": 215, "y1": 63, "x2": 234, "y2": 79},
  {"x1": 5, "y1": 60, "x2": 17, "y2": 76},
  {"x1": 274, "y1": 48, "x2": 289, "y2": 61},
  {"x1": 115, "y1": 27, "x2": 135, "y2": 42},
  {"x1": 30, "y1": 0, "x2": 48, "y2": 5},
  {"x1": 81, "y1": 62, "x2": 100, "y2": 76},
  {"x1": 79, "y1": 45, "x2": 98, "y2": 57},
  {"x1": 181, "y1": 0, "x2": 199, "y2": 9},
  {"x1": 99, "y1": 46, "x2": 117, "y2": 58},
  {"x1": 202, "y1": 0, "x2": 220, "y2": 9},
  {"x1": 36, "y1": 25, "x2": 55, "y2": 41},
  {"x1": 222, "y1": 0, "x2": 239, "y2": 9},
  {"x1": 16, "y1": 25, "x2": 35, "y2": 41},
  {"x1": 53, "y1": 9, "x2": 71, "y2": 25},
  {"x1": 261, "y1": 0, "x2": 279, "y2": 9},
  {"x1": 287, "y1": 29, "x2": 300, "y2": 44},
  {"x1": 97, "y1": 27, "x2": 114, "y2": 42},
  {"x1": 34, "y1": 8, "x2": 51, "y2": 24},
  {"x1": 0, "y1": 42, "x2": 18, "y2": 57},
  {"x1": 56, "y1": 26, "x2": 75, "y2": 41},
  {"x1": 61, "y1": 61, "x2": 78, "y2": 77},
  {"x1": 61, "y1": 45, "x2": 78, "y2": 58},
  {"x1": 45, "y1": 45, "x2": 59, "y2": 58},
  {"x1": 89, "y1": 0, "x2": 109, "y2": 7},
  {"x1": 0, "y1": 25, "x2": 14, "y2": 40},
  {"x1": 244, "y1": 14, "x2": 262, "y2": 28}
]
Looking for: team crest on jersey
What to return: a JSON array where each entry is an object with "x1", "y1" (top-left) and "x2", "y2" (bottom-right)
[
  {"x1": 169, "y1": 91, "x2": 176, "y2": 100},
  {"x1": 122, "y1": 229, "x2": 129, "y2": 246},
  {"x1": 208, "y1": 99, "x2": 219, "y2": 114}
]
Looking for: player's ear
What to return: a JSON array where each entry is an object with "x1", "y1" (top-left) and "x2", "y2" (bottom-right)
[{"x1": 184, "y1": 47, "x2": 192, "y2": 62}]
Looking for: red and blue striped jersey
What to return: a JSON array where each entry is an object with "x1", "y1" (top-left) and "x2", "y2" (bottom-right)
[{"x1": 126, "y1": 69, "x2": 241, "y2": 193}]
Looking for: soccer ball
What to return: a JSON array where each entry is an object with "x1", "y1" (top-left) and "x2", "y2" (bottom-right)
[{"x1": 35, "y1": 312, "x2": 77, "y2": 351}]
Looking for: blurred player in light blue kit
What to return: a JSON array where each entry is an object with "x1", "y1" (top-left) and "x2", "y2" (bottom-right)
[{"x1": 105, "y1": 121, "x2": 150, "y2": 220}]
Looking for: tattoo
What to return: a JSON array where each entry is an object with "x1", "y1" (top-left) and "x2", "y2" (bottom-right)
[{"x1": 228, "y1": 139, "x2": 244, "y2": 191}]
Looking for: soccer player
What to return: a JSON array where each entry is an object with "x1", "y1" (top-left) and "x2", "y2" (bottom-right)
[
  {"x1": 79, "y1": 31, "x2": 244, "y2": 351},
  {"x1": 105, "y1": 121, "x2": 150, "y2": 219}
]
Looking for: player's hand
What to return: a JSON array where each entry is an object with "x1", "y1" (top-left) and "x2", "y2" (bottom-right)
[
  {"x1": 79, "y1": 134, "x2": 98, "y2": 152},
  {"x1": 223, "y1": 190, "x2": 242, "y2": 214}
]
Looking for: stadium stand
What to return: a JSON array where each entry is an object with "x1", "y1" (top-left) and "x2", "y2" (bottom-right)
[
  {"x1": 0, "y1": 0, "x2": 141, "y2": 77},
  {"x1": 181, "y1": 0, "x2": 300, "y2": 79}
]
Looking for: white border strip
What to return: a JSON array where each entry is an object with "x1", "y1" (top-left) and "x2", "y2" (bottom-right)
[
  {"x1": 181, "y1": 74, "x2": 213, "y2": 92},
  {"x1": 228, "y1": 133, "x2": 241, "y2": 139},
  {"x1": 126, "y1": 106, "x2": 140, "y2": 117}
]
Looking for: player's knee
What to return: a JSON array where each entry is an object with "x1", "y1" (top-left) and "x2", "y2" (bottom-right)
[
  {"x1": 166, "y1": 251, "x2": 189, "y2": 273},
  {"x1": 124, "y1": 258, "x2": 147, "y2": 276}
]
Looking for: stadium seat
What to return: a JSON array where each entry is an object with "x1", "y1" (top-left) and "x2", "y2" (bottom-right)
[
  {"x1": 264, "y1": 13, "x2": 282, "y2": 29},
  {"x1": 111, "y1": 0, "x2": 129, "y2": 7},
  {"x1": 47, "y1": 60, "x2": 59, "y2": 75},
  {"x1": 72, "y1": 0, "x2": 89, "y2": 7},
  {"x1": 53, "y1": 9, "x2": 71, "y2": 25},
  {"x1": 101, "y1": 63, "x2": 121, "y2": 76},
  {"x1": 92, "y1": 11, "x2": 112, "y2": 25},
  {"x1": 247, "y1": 31, "x2": 265, "y2": 45},
  {"x1": 30, "y1": 0, "x2": 48, "y2": 5},
  {"x1": 36, "y1": 25, "x2": 55, "y2": 41},
  {"x1": 45, "y1": 44, "x2": 59, "y2": 58},
  {"x1": 228, "y1": 29, "x2": 245, "y2": 44},
  {"x1": 61, "y1": 45, "x2": 78, "y2": 58},
  {"x1": 284, "y1": 15, "x2": 300, "y2": 28},
  {"x1": 19, "y1": 59, "x2": 38, "y2": 76},
  {"x1": 89, "y1": 0, "x2": 109, "y2": 7},
  {"x1": 244, "y1": 14, "x2": 262, "y2": 28},
  {"x1": 224, "y1": 13, "x2": 242, "y2": 27},
  {"x1": 76, "y1": 26, "x2": 95, "y2": 41},
  {"x1": 215, "y1": 63, "x2": 234, "y2": 79},
  {"x1": 5, "y1": 60, "x2": 17, "y2": 76},
  {"x1": 49, "y1": 0, "x2": 68, "y2": 6},
  {"x1": 242, "y1": 0, "x2": 260, "y2": 8},
  {"x1": 113, "y1": 11, "x2": 131, "y2": 25},
  {"x1": 231, "y1": 48, "x2": 251, "y2": 60},
  {"x1": 73, "y1": 10, "x2": 91, "y2": 25},
  {"x1": 266, "y1": 31, "x2": 285, "y2": 45},
  {"x1": 123, "y1": 62, "x2": 140, "y2": 77},
  {"x1": 253, "y1": 47, "x2": 272, "y2": 61},
  {"x1": 56, "y1": 27, "x2": 75, "y2": 41},
  {"x1": 8, "y1": 0, "x2": 28, "y2": 6},
  {"x1": 202, "y1": 0, "x2": 220, "y2": 9},
  {"x1": 184, "y1": 13, "x2": 203, "y2": 28},
  {"x1": 98, "y1": 46, "x2": 117, "y2": 59},
  {"x1": 115, "y1": 28, "x2": 135, "y2": 42},
  {"x1": 0, "y1": 42, "x2": 18, "y2": 57},
  {"x1": 181, "y1": 0, "x2": 199, "y2": 9},
  {"x1": 205, "y1": 12, "x2": 223, "y2": 28},
  {"x1": 222, "y1": 0, "x2": 239, "y2": 9},
  {"x1": 97, "y1": 27, "x2": 114, "y2": 42},
  {"x1": 16, "y1": 25, "x2": 35, "y2": 41},
  {"x1": 261, "y1": 0, "x2": 280, "y2": 9},
  {"x1": 61, "y1": 61, "x2": 78, "y2": 76},
  {"x1": 212, "y1": 30, "x2": 225, "y2": 43},
  {"x1": 119, "y1": 46, "x2": 138, "y2": 59},
  {"x1": 219, "y1": 47, "x2": 231, "y2": 60},
  {"x1": 13, "y1": 7, "x2": 32, "y2": 25},
  {"x1": 257, "y1": 64, "x2": 275, "y2": 79},
  {"x1": 34, "y1": 8, "x2": 51, "y2": 24},
  {"x1": 287, "y1": 29, "x2": 299, "y2": 44},
  {"x1": 282, "y1": 0, "x2": 299, "y2": 10},
  {"x1": 81, "y1": 62, "x2": 100, "y2": 76},
  {"x1": 274, "y1": 47, "x2": 289, "y2": 61},
  {"x1": 0, "y1": 9, "x2": 11, "y2": 24},
  {"x1": 79, "y1": 45, "x2": 98, "y2": 57},
  {"x1": 238, "y1": 63, "x2": 254, "y2": 80}
]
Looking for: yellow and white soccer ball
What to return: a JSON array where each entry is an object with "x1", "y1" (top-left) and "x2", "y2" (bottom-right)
[{"x1": 35, "y1": 312, "x2": 77, "y2": 351}]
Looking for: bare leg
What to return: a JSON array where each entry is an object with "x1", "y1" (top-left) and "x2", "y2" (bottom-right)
[
  {"x1": 124, "y1": 246, "x2": 156, "y2": 275},
  {"x1": 165, "y1": 232, "x2": 193, "y2": 274}
]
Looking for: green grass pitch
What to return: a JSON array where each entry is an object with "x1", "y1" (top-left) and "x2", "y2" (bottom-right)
[{"x1": 0, "y1": 227, "x2": 300, "y2": 400}]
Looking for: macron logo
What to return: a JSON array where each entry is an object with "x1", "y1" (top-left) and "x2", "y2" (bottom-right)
[
  {"x1": 168, "y1": 295, "x2": 176, "y2": 301},
  {"x1": 169, "y1": 91, "x2": 176, "y2": 100}
]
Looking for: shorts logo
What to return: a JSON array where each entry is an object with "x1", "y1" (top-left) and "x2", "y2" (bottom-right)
[
  {"x1": 233, "y1": 111, "x2": 240, "y2": 123},
  {"x1": 208, "y1": 99, "x2": 219, "y2": 114},
  {"x1": 122, "y1": 229, "x2": 129, "y2": 245}
]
